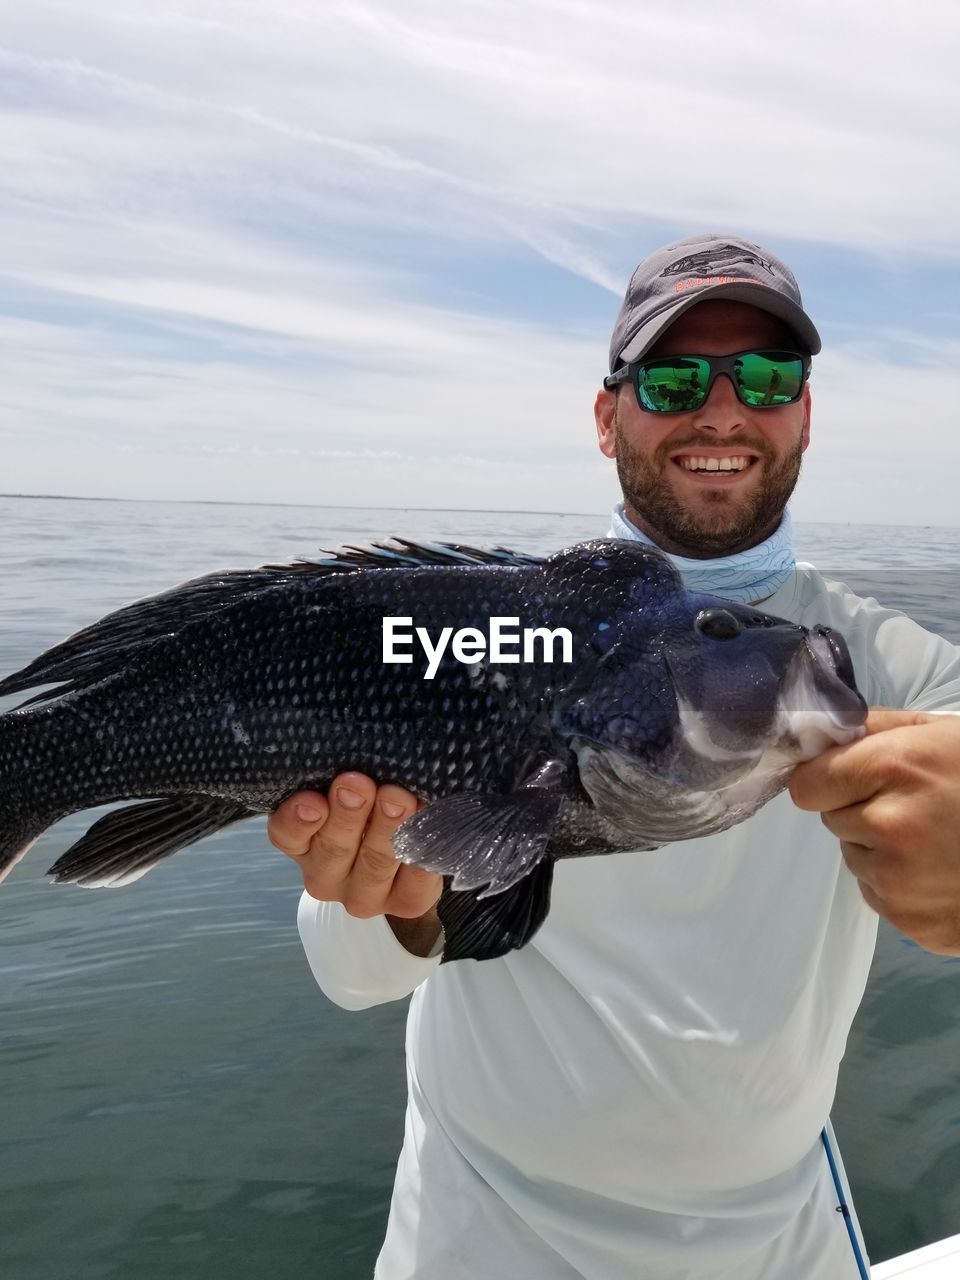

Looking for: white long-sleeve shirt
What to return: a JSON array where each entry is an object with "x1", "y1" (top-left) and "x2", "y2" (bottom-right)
[{"x1": 299, "y1": 565, "x2": 960, "y2": 1279}]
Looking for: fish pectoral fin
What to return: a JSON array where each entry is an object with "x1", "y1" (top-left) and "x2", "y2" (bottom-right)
[
  {"x1": 47, "y1": 795, "x2": 254, "y2": 887},
  {"x1": 392, "y1": 788, "x2": 561, "y2": 895},
  {"x1": 437, "y1": 859, "x2": 554, "y2": 964}
]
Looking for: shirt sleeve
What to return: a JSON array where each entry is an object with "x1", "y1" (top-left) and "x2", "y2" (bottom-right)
[
  {"x1": 857, "y1": 599, "x2": 960, "y2": 712},
  {"x1": 297, "y1": 892, "x2": 443, "y2": 1011},
  {"x1": 808, "y1": 574, "x2": 960, "y2": 712}
]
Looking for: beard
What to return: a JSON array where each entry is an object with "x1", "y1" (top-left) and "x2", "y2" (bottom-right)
[{"x1": 613, "y1": 414, "x2": 805, "y2": 558}]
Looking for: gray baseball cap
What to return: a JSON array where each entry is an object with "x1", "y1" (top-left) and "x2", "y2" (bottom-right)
[{"x1": 608, "y1": 233, "x2": 821, "y2": 373}]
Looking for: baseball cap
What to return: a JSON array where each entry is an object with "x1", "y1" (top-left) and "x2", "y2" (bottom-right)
[{"x1": 608, "y1": 233, "x2": 821, "y2": 373}]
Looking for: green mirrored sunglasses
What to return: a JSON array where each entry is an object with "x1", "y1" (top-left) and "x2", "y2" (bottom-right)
[{"x1": 603, "y1": 348, "x2": 811, "y2": 414}]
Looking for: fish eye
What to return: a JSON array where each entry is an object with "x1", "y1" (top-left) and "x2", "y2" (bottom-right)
[{"x1": 695, "y1": 608, "x2": 743, "y2": 640}]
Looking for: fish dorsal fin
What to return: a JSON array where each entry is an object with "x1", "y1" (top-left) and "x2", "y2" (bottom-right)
[
  {"x1": 0, "y1": 567, "x2": 296, "y2": 705},
  {"x1": 1, "y1": 538, "x2": 664, "y2": 709},
  {"x1": 437, "y1": 859, "x2": 555, "y2": 963},
  {"x1": 0, "y1": 539, "x2": 544, "y2": 707},
  {"x1": 294, "y1": 538, "x2": 544, "y2": 573}
]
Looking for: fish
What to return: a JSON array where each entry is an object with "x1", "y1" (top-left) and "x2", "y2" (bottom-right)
[{"x1": 0, "y1": 538, "x2": 867, "y2": 964}]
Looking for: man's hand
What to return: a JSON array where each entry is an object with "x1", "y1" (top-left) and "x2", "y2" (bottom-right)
[
  {"x1": 790, "y1": 708, "x2": 960, "y2": 955},
  {"x1": 268, "y1": 772, "x2": 442, "y2": 956}
]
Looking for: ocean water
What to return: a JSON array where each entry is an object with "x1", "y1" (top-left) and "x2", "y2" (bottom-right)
[{"x1": 1, "y1": 494, "x2": 960, "y2": 1278}]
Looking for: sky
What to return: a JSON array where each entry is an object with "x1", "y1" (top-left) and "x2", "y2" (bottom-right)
[{"x1": 2, "y1": 0, "x2": 959, "y2": 524}]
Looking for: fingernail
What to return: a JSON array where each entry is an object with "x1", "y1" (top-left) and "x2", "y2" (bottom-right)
[
  {"x1": 336, "y1": 786, "x2": 366, "y2": 810},
  {"x1": 296, "y1": 803, "x2": 323, "y2": 824},
  {"x1": 381, "y1": 800, "x2": 404, "y2": 818}
]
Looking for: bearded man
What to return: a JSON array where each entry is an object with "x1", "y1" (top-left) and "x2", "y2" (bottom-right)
[{"x1": 269, "y1": 235, "x2": 960, "y2": 1280}]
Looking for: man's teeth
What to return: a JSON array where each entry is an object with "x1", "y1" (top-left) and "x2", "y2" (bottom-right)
[{"x1": 678, "y1": 456, "x2": 752, "y2": 472}]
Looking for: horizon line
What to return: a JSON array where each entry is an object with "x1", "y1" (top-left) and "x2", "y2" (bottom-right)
[
  {"x1": 0, "y1": 492, "x2": 603, "y2": 518},
  {"x1": 0, "y1": 492, "x2": 957, "y2": 532}
]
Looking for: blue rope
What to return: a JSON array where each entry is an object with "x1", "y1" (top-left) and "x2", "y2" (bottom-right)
[{"x1": 821, "y1": 1126, "x2": 869, "y2": 1279}]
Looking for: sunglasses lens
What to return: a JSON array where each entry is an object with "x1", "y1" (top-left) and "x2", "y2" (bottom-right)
[
  {"x1": 733, "y1": 351, "x2": 805, "y2": 406},
  {"x1": 633, "y1": 350, "x2": 806, "y2": 413},
  {"x1": 636, "y1": 358, "x2": 710, "y2": 413}
]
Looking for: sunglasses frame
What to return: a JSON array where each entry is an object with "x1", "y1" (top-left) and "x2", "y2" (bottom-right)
[{"x1": 603, "y1": 348, "x2": 811, "y2": 415}]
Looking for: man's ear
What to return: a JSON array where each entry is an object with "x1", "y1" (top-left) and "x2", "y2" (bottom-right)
[
  {"x1": 595, "y1": 388, "x2": 618, "y2": 458},
  {"x1": 801, "y1": 384, "x2": 812, "y2": 452}
]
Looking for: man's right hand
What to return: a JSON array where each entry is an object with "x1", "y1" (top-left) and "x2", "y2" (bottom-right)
[{"x1": 268, "y1": 772, "x2": 443, "y2": 956}]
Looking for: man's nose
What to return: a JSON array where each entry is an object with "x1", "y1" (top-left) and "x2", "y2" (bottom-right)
[{"x1": 688, "y1": 373, "x2": 745, "y2": 434}]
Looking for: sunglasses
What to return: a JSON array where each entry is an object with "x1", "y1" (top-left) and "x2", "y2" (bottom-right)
[{"x1": 603, "y1": 348, "x2": 810, "y2": 415}]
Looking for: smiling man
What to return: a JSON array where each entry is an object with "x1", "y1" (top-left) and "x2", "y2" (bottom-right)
[
  {"x1": 270, "y1": 235, "x2": 960, "y2": 1279},
  {"x1": 598, "y1": 301, "x2": 808, "y2": 557}
]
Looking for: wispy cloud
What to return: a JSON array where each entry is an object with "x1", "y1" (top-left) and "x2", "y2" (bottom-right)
[{"x1": 1, "y1": 0, "x2": 959, "y2": 522}]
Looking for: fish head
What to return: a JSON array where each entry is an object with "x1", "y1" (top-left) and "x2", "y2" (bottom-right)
[
  {"x1": 659, "y1": 596, "x2": 867, "y2": 776},
  {"x1": 548, "y1": 542, "x2": 867, "y2": 842}
]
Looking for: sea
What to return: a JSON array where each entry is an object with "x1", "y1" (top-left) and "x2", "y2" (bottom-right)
[{"x1": 1, "y1": 493, "x2": 959, "y2": 1279}]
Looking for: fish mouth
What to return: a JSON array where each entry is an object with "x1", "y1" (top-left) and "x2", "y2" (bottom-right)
[{"x1": 776, "y1": 626, "x2": 867, "y2": 758}]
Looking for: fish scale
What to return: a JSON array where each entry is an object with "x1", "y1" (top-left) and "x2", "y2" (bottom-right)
[{"x1": 0, "y1": 538, "x2": 867, "y2": 963}]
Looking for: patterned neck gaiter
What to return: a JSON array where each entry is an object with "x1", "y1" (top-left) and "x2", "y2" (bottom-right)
[{"x1": 608, "y1": 502, "x2": 795, "y2": 603}]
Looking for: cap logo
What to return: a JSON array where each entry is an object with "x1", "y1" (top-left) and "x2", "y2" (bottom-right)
[
  {"x1": 660, "y1": 244, "x2": 774, "y2": 278},
  {"x1": 673, "y1": 275, "x2": 767, "y2": 294}
]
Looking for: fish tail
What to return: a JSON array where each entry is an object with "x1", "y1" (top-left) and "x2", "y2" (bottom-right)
[{"x1": 0, "y1": 713, "x2": 61, "y2": 885}]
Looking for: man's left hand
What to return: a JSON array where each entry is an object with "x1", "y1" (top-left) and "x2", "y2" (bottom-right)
[{"x1": 790, "y1": 708, "x2": 960, "y2": 955}]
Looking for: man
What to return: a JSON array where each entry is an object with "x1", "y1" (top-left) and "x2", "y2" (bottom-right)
[{"x1": 269, "y1": 235, "x2": 960, "y2": 1278}]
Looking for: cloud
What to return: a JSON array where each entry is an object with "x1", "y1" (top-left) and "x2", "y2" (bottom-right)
[
  {"x1": 4, "y1": 2, "x2": 960, "y2": 264},
  {"x1": 1, "y1": 1, "x2": 959, "y2": 522}
]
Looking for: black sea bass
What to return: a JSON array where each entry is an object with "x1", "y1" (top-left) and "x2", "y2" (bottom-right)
[{"x1": 0, "y1": 539, "x2": 866, "y2": 962}]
